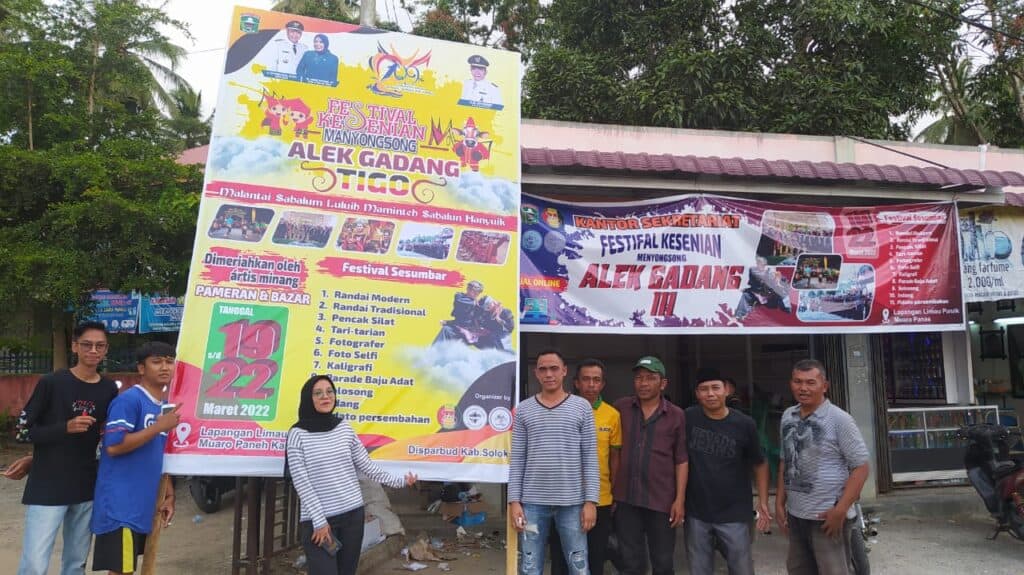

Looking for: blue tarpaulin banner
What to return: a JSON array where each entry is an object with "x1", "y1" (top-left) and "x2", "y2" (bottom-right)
[{"x1": 139, "y1": 296, "x2": 185, "y2": 333}]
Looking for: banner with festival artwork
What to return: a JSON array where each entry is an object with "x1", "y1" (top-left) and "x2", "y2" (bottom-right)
[
  {"x1": 520, "y1": 193, "x2": 964, "y2": 333},
  {"x1": 166, "y1": 7, "x2": 520, "y2": 480},
  {"x1": 959, "y1": 205, "x2": 1024, "y2": 303}
]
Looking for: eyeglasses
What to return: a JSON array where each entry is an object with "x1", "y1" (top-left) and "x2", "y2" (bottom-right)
[
  {"x1": 312, "y1": 389, "x2": 336, "y2": 399},
  {"x1": 77, "y1": 341, "x2": 108, "y2": 352}
]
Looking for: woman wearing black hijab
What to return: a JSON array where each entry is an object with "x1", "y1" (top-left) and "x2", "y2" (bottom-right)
[{"x1": 286, "y1": 375, "x2": 417, "y2": 575}]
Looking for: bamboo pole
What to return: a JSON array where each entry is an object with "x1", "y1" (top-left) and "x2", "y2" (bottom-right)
[
  {"x1": 141, "y1": 475, "x2": 173, "y2": 575},
  {"x1": 506, "y1": 508, "x2": 517, "y2": 575}
]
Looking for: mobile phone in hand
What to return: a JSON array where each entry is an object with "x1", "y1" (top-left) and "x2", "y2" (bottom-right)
[
  {"x1": 161, "y1": 404, "x2": 176, "y2": 416},
  {"x1": 320, "y1": 532, "x2": 341, "y2": 556}
]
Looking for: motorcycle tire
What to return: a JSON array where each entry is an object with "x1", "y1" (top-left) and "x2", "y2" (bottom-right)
[
  {"x1": 189, "y1": 477, "x2": 224, "y2": 514},
  {"x1": 1010, "y1": 508, "x2": 1024, "y2": 540},
  {"x1": 850, "y1": 526, "x2": 870, "y2": 575}
]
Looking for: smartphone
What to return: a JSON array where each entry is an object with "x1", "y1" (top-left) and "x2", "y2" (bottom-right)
[
  {"x1": 161, "y1": 403, "x2": 176, "y2": 415},
  {"x1": 320, "y1": 532, "x2": 341, "y2": 556}
]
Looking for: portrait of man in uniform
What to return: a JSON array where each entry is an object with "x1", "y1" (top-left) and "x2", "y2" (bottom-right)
[
  {"x1": 258, "y1": 19, "x2": 308, "y2": 76},
  {"x1": 459, "y1": 54, "x2": 503, "y2": 109}
]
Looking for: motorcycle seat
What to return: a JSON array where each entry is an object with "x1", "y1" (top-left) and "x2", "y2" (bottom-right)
[{"x1": 991, "y1": 460, "x2": 1018, "y2": 479}]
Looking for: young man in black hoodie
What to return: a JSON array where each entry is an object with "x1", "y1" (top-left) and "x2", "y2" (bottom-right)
[{"x1": 14, "y1": 321, "x2": 119, "y2": 575}]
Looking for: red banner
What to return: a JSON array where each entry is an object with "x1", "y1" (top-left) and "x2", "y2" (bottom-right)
[{"x1": 520, "y1": 194, "x2": 964, "y2": 333}]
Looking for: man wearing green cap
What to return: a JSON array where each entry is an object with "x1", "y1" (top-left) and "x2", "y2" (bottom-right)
[{"x1": 612, "y1": 356, "x2": 688, "y2": 575}]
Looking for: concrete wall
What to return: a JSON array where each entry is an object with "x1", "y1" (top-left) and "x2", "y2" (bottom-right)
[
  {"x1": 844, "y1": 334, "x2": 878, "y2": 500},
  {"x1": 0, "y1": 373, "x2": 142, "y2": 417}
]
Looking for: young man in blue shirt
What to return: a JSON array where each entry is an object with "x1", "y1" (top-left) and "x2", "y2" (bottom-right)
[{"x1": 90, "y1": 342, "x2": 180, "y2": 574}]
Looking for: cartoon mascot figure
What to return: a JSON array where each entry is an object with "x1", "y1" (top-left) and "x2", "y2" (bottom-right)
[{"x1": 452, "y1": 117, "x2": 490, "y2": 172}]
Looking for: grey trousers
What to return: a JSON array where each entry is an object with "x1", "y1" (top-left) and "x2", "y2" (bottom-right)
[
  {"x1": 685, "y1": 516, "x2": 754, "y2": 575},
  {"x1": 785, "y1": 514, "x2": 853, "y2": 575}
]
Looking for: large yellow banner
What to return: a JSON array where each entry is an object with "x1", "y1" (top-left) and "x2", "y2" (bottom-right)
[{"x1": 165, "y1": 6, "x2": 520, "y2": 481}]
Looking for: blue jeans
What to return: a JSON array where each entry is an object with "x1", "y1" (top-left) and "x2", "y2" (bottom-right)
[
  {"x1": 17, "y1": 502, "x2": 93, "y2": 575},
  {"x1": 518, "y1": 503, "x2": 588, "y2": 575}
]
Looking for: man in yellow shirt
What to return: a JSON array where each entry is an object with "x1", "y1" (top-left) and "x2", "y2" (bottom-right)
[{"x1": 550, "y1": 358, "x2": 621, "y2": 575}]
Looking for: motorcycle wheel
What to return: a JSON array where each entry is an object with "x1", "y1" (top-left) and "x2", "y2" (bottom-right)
[
  {"x1": 188, "y1": 477, "x2": 224, "y2": 514},
  {"x1": 850, "y1": 526, "x2": 870, "y2": 575},
  {"x1": 1010, "y1": 508, "x2": 1024, "y2": 540}
]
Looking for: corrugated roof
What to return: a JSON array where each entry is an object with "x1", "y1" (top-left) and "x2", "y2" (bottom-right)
[
  {"x1": 178, "y1": 144, "x2": 1024, "y2": 192},
  {"x1": 521, "y1": 148, "x2": 1024, "y2": 191}
]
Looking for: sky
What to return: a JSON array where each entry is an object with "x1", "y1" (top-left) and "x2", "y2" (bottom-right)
[{"x1": 160, "y1": 0, "x2": 416, "y2": 116}]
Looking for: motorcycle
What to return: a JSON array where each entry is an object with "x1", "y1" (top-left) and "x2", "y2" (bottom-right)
[
  {"x1": 957, "y1": 423, "x2": 1024, "y2": 540},
  {"x1": 849, "y1": 501, "x2": 879, "y2": 575},
  {"x1": 188, "y1": 476, "x2": 237, "y2": 513}
]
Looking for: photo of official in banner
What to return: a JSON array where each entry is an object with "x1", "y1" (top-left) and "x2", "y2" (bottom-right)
[
  {"x1": 520, "y1": 193, "x2": 963, "y2": 334},
  {"x1": 165, "y1": 7, "x2": 521, "y2": 481}
]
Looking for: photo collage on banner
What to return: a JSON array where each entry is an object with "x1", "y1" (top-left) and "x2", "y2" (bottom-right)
[
  {"x1": 167, "y1": 6, "x2": 521, "y2": 481},
  {"x1": 520, "y1": 194, "x2": 963, "y2": 333}
]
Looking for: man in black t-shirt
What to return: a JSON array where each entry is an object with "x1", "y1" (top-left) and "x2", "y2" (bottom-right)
[
  {"x1": 684, "y1": 368, "x2": 771, "y2": 575},
  {"x1": 13, "y1": 321, "x2": 119, "y2": 575}
]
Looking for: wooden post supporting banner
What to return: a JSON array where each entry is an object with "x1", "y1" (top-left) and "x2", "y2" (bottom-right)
[
  {"x1": 141, "y1": 474, "x2": 173, "y2": 575},
  {"x1": 506, "y1": 504, "x2": 517, "y2": 575}
]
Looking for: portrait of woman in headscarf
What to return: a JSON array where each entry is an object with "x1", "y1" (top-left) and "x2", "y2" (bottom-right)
[{"x1": 296, "y1": 33, "x2": 339, "y2": 85}]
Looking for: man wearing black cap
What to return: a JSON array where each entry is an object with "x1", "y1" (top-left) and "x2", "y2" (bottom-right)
[
  {"x1": 612, "y1": 356, "x2": 688, "y2": 575},
  {"x1": 684, "y1": 368, "x2": 771, "y2": 575},
  {"x1": 460, "y1": 54, "x2": 502, "y2": 106},
  {"x1": 266, "y1": 20, "x2": 308, "y2": 75}
]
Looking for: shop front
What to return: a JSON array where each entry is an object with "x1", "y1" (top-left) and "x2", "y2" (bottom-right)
[
  {"x1": 516, "y1": 121, "x2": 1024, "y2": 497},
  {"x1": 958, "y1": 205, "x2": 1024, "y2": 473}
]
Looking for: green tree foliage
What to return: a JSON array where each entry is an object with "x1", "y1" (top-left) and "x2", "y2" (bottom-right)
[
  {"x1": 165, "y1": 85, "x2": 212, "y2": 151},
  {"x1": 522, "y1": 0, "x2": 959, "y2": 139},
  {"x1": 916, "y1": 0, "x2": 1024, "y2": 147},
  {"x1": 916, "y1": 57, "x2": 991, "y2": 145},
  {"x1": 272, "y1": 0, "x2": 360, "y2": 23},
  {"x1": 271, "y1": 0, "x2": 401, "y2": 30},
  {"x1": 404, "y1": 0, "x2": 542, "y2": 53},
  {"x1": 0, "y1": 0, "x2": 202, "y2": 344}
]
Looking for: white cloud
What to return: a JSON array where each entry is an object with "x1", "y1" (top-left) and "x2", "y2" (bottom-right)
[
  {"x1": 402, "y1": 340, "x2": 512, "y2": 394},
  {"x1": 208, "y1": 136, "x2": 289, "y2": 177},
  {"x1": 449, "y1": 172, "x2": 518, "y2": 215}
]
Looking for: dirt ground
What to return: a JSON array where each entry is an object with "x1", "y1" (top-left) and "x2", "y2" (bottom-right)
[
  {"x1": 3, "y1": 443, "x2": 1023, "y2": 575},
  {"x1": 1, "y1": 445, "x2": 241, "y2": 574},
  {"x1": 370, "y1": 515, "x2": 1024, "y2": 575}
]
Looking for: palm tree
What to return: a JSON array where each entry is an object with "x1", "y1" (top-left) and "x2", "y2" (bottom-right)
[
  {"x1": 915, "y1": 57, "x2": 989, "y2": 145},
  {"x1": 65, "y1": 0, "x2": 190, "y2": 117},
  {"x1": 166, "y1": 86, "x2": 211, "y2": 150}
]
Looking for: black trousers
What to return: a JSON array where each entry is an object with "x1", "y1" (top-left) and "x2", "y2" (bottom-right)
[
  {"x1": 614, "y1": 501, "x2": 677, "y2": 575},
  {"x1": 549, "y1": 505, "x2": 613, "y2": 575},
  {"x1": 299, "y1": 506, "x2": 365, "y2": 575}
]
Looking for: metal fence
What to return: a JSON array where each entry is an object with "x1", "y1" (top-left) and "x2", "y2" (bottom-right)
[
  {"x1": 0, "y1": 351, "x2": 52, "y2": 375},
  {"x1": 0, "y1": 348, "x2": 140, "y2": 374}
]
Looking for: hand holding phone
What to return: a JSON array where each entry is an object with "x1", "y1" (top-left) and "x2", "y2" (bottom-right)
[
  {"x1": 155, "y1": 404, "x2": 181, "y2": 433},
  {"x1": 320, "y1": 532, "x2": 341, "y2": 556}
]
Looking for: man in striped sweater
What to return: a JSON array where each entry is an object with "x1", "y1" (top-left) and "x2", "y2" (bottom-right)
[{"x1": 509, "y1": 349, "x2": 599, "y2": 575}]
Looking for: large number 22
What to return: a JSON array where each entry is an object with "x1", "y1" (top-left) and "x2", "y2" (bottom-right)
[{"x1": 207, "y1": 320, "x2": 282, "y2": 400}]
